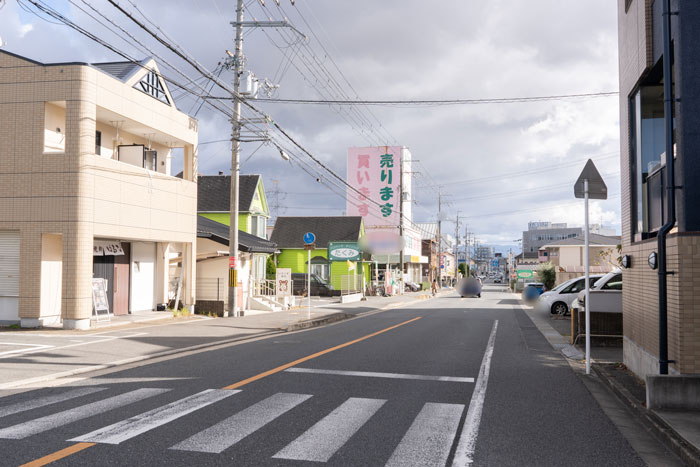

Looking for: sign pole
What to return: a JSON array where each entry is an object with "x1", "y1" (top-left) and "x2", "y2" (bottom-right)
[
  {"x1": 584, "y1": 178, "x2": 591, "y2": 375},
  {"x1": 573, "y1": 159, "x2": 607, "y2": 377},
  {"x1": 308, "y1": 248, "x2": 311, "y2": 320}
]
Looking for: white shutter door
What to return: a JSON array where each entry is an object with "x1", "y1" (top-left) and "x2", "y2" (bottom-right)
[{"x1": 0, "y1": 231, "x2": 20, "y2": 296}]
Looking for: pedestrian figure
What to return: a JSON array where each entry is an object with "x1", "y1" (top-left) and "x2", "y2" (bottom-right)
[{"x1": 431, "y1": 279, "x2": 437, "y2": 296}]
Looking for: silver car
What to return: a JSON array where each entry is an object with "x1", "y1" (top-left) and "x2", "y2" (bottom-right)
[{"x1": 536, "y1": 275, "x2": 604, "y2": 315}]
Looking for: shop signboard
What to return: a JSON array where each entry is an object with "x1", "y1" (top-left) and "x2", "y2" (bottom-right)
[
  {"x1": 276, "y1": 268, "x2": 291, "y2": 297},
  {"x1": 346, "y1": 146, "x2": 402, "y2": 233},
  {"x1": 517, "y1": 270, "x2": 534, "y2": 279},
  {"x1": 328, "y1": 242, "x2": 362, "y2": 262}
]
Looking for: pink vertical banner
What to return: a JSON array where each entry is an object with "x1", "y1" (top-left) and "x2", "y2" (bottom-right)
[{"x1": 347, "y1": 146, "x2": 401, "y2": 232}]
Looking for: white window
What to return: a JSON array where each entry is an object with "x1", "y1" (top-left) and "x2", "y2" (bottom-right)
[
  {"x1": 311, "y1": 264, "x2": 329, "y2": 281},
  {"x1": 250, "y1": 216, "x2": 266, "y2": 238},
  {"x1": 134, "y1": 70, "x2": 170, "y2": 105}
]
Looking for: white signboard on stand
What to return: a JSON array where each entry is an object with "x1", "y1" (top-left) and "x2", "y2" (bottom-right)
[{"x1": 276, "y1": 268, "x2": 292, "y2": 298}]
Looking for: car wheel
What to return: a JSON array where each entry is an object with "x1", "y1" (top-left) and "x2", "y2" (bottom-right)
[{"x1": 551, "y1": 302, "x2": 568, "y2": 315}]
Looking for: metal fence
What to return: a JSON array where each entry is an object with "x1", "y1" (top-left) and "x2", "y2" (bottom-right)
[
  {"x1": 196, "y1": 277, "x2": 227, "y2": 301},
  {"x1": 340, "y1": 275, "x2": 362, "y2": 295}
]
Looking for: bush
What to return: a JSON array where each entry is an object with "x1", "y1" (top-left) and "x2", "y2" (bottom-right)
[
  {"x1": 536, "y1": 262, "x2": 556, "y2": 290},
  {"x1": 266, "y1": 257, "x2": 277, "y2": 276}
]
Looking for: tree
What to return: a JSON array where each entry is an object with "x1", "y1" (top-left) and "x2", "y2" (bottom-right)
[
  {"x1": 266, "y1": 256, "x2": 276, "y2": 278},
  {"x1": 458, "y1": 263, "x2": 467, "y2": 276},
  {"x1": 599, "y1": 244, "x2": 623, "y2": 268},
  {"x1": 536, "y1": 262, "x2": 556, "y2": 290}
]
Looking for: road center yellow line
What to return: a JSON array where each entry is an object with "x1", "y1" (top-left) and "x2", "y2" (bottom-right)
[
  {"x1": 20, "y1": 316, "x2": 421, "y2": 466},
  {"x1": 222, "y1": 316, "x2": 422, "y2": 390},
  {"x1": 20, "y1": 442, "x2": 95, "y2": 467}
]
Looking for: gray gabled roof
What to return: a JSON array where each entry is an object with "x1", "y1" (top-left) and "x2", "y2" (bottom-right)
[
  {"x1": 91, "y1": 61, "x2": 143, "y2": 81},
  {"x1": 197, "y1": 216, "x2": 277, "y2": 253},
  {"x1": 197, "y1": 175, "x2": 260, "y2": 213},
  {"x1": 541, "y1": 234, "x2": 621, "y2": 248},
  {"x1": 270, "y1": 216, "x2": 363, "y2": 249}
]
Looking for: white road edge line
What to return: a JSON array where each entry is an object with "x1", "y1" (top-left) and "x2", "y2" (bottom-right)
[
  {"x1": 285, "y1": 367, "x2": 474, "y2": 383},
  {"x1": 451, "y1": 319, "x2": 499, "y2": 467},
  {"x1": 0, "y1": 343, "x2": 54, "y2": 357}
]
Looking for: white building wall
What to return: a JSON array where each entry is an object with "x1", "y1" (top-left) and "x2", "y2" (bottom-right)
[
  {"x1": 559, "y1": 247, "x2": 581, "y2": 268},
  {"x1": 39, "y1": 234, "x2": 62, "y2": 326},
  {"x1": 130, "y1": 241, "x2": 156, "y2": 311}
]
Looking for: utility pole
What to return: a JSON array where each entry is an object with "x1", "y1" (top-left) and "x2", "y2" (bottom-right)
[
  {"x1": 437, "y1": 188, "x2": 442, "y2": 285},
  {"x1": 228, "y1": 0, "x2": 244, "y2": 317},
  {"x1": 454, "y1": 212, "x2": 461, "y2": 266},
  {"x1": 227, "y1": 1, "x2": 300, "y2": 317},
  {"x1": 464, "y1": 225, "x2": 470, "y2": 275},
  {"x1": 399, "y1": 153, "x2": 404, "y2": 295}
]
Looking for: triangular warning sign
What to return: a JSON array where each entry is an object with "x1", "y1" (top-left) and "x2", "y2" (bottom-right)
[{"x1": 574, "y1": 159, "x2": 607, "y2": 200}]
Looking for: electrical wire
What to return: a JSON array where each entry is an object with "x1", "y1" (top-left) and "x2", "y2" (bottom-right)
[{"x1": 252, "y1": 92, "x2": 619, "y2": 107}]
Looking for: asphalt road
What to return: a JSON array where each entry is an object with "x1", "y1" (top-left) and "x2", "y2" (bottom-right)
[{"x1": 0, "y1": 286, "x2": 644, "y2": 466}]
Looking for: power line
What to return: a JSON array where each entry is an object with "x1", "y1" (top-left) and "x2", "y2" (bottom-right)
[
  {"x1": 428, "y1": 153, "x2": 620, "y2": 187},
  {"x1": 251, "y1": 92, "x2": 619, "y2": 107},
  {"x1": 461, "y1": 192, "x2": 621, "y2": 220}
]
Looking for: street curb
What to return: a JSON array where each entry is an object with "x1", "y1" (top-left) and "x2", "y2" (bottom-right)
[
  {"x1": 592, "y1": 365, "x2": 700, "y2": 467},
  {"x1": 284, "y1": 312, "x2": 354, "y2": 332},
  {"x1": 0, "y1": 329, "x2": 282, "y2": 391},
  {"x1": 1, "y1": 296, "x2": 427, "y2": 391}
]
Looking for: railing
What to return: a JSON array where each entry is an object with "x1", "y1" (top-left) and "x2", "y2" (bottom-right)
[
  {"x1": 253, "y1": 279, "x2": 277, "y2": 297},
  {"x1": 340, "y1": 275, "x2": 362, "y2": 296}
]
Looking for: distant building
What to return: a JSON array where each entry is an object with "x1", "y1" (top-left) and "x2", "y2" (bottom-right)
[
  {"x1": 522, "y1": 222, "x2": 583, "y2": 257},
  {"x1": 539, "y1": 234, "x2": 621, "y2": 281},
  {"x1": 474, "y1": 245, "x2": 495, "y2": 262}
]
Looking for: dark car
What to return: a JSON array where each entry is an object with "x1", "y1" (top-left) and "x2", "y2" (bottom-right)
[{"x1": 291, "y1": 273, "x2": 333, "y2": 297}]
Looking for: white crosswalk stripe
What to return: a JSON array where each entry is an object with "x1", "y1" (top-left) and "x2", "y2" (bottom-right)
[
  {"x1": 1, "y1": 386, "x2": 470, "y2": 466},
  {"x1": 70, "y1": 389, "x2": 239, "y2": 445},
  {"x1": 0, "y1": 388, "x2": 168, "y2": 439},
  {"x1": 0, "y1": 387, "x2": 107, "y2": 419},
  {"x1": 385, "y1": 402, "x2": 465, "y2": 467},
  {"x1": 171, "y1": 392, "x2": 312, "y2": 454},
  {"x1": 273, "y1": 397, "x2": 386, "y2": 462}
]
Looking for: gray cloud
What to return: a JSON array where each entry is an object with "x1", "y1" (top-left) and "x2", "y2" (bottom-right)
[{"x1": 0, "y1": 0, "x2": 622, "y2": 250}]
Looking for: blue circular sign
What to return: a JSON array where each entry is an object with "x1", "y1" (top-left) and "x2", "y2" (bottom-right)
[{"x1": 303, "y1": 232, "x2": 316, "y2": 245}]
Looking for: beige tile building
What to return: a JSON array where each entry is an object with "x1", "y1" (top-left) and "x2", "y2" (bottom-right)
[
  {"x1": 0, "y1": 50, "x2": 198, "y2": 329},
  {"x1": 617, "y1": 0, "x2": 700, "y2": 377}
]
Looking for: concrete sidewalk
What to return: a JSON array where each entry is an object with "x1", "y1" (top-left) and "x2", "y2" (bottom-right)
[
  {"x1": 0, "y1": 290, "x2": 438, "y2": 392},
  {"x1": 518, "y1": 293, "x2": 700, "y2": 466}
]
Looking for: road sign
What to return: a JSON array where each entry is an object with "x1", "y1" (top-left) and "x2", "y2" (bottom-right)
[
  {"x1": 491, "y1": 259, "x2": 499, "y2": 268},
  {"x1": 303, "y1": 243, "x2": 315, "y2": 250},
  {"x1": 303, "y1": 232, "x2": 316, "y2": 245},
  {"x1": 574, "y1": 159, "x2": 607, "y2": 200},
  {"x1": 574, "y1": 159, "x2": 606, "y2": 376}
]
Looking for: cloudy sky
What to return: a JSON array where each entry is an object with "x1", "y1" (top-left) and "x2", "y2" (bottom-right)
[{"x1": 1, "y1": 0, "x2": 621, "y2": 252}]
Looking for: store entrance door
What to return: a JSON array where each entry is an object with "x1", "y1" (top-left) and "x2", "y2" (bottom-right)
[{"x1": 113, "y1": 243, "x2": 130, "y2": 315}]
